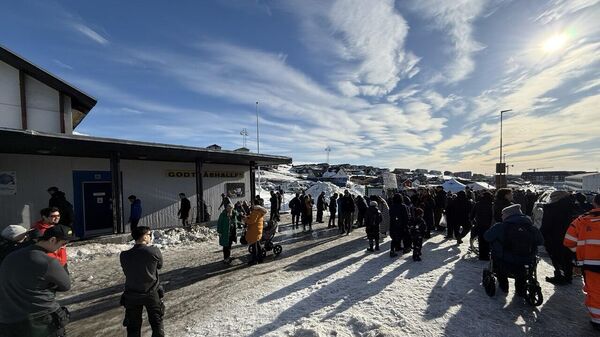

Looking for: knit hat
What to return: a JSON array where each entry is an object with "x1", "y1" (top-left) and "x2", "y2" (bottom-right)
[
  {"x1": 1, "y1": 225, "x2": 28, "y2": 241},
  {"x1": 549, "y1": 191, "x2": 570, "y2": 204},
  {"x1": 369, "y1": 201, "x2": 378, "y2": 207},
  {"x1": 501, "y1": 204, "x2": 522, "y2": 221}
]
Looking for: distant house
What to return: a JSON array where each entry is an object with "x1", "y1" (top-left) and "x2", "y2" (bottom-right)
[
  {"x1": 234, "y1": 147, "x2": 250, "y2": 152},
  {"x1": 207, "y1": 144, "x2": 222, "y2": 150},
  {"x1": 521, "y1": 171, "x2": 586, "y2": 186},
  {"x1": 454, "y1": 171, "x2": 473, "y2": 179},
  {"x1": 565, "y1": 172, "x2": 600, "y2": 192}
]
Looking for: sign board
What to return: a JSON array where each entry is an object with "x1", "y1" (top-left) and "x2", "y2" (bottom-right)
[
  {"x1": 167, "y1": 170, "x2": 245, "y2": 178},
  {"x1": 226, "y1": 183, "x2": 245, "y2": 198},
  {"x1": 0, "y1": 171, "x2": 17, "y2": 195},
  {"x1": 382, "y1": 172, "x2": 398, "y2": 190},
  {"x1": 496, "y1": 163, "x2": 506, "y2": 174}
]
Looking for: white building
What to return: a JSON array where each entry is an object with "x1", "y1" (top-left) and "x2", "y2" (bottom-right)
[
  {"x1": 565, "y1": 172, "x2": 600, "y2": 193},
  {"x1": 0, "y1": 46, "x2": 290, "y2": 238}
]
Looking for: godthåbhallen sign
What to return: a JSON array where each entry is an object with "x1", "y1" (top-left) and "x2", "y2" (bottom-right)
[{"x1": 166, "y1": 170, "x2": 244, "y2": 178}]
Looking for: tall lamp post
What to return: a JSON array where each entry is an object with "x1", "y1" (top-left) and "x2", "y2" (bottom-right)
[
  {"x1": 499, "y1": 109, "x2": 512, "y2": 164},
  {"x1": 255, "y1": 101, "x2": 260, "y2": 154}
]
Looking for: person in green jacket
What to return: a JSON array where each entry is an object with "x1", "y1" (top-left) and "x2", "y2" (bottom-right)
[{"x1": 217, "y1": 204, "x2": 238, "y2": 264}]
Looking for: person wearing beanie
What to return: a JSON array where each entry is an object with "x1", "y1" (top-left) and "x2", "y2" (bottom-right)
[
  {"x1": 0, "y1": 225, "x2": 36, "y2": 264},
  {"x1": 484, "y1": 204, "x2": 543, "y2": 297},
  {"x1": 541, "y1": 191, "x2": 579, "y2": 285},
  {"x1": 364, "y1": 201, "x2": 382, "y2": 252}
]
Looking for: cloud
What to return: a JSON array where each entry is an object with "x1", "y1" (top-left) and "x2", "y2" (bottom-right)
[
  {"x1": 283, "y1": 0, "x2": 419, "y2": 97},
  {"x1": 536, "y1": 0, "x2": 600, "y2": 24},
  {"x1": 72, "y1": 23, "x2": 109, "y2": 45},
  {"x1": 408, "y1": 0, "x2": 487, "y2": 83},
  {"x1": 53, "y1": 59, "x2": 73, "y2": 70}
]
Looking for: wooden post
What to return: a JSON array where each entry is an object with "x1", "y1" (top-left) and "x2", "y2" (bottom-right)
[
  {"x1": 110, "y1": 152, "x2": 124, "y2": 233},
  {"x1": 19, "y1": 70, "x2": 27, "y2": 129},
  {"x1": 195, "y1": 159, "x2": 204, "y2": 222},
  {"x1": 59, "y1": 93, "x2": 65, "y2": 133}
]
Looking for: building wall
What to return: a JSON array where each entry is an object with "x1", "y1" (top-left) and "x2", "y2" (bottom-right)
[
  {"x1": 0, "y1": 153, "x2": 109, "y2": 229},
  {"x1": 0, "y1": 60, "x2": 22, "y2": 129},
  {"x1": 0, "y1": 153, "x2": 252, "y2": 234},
  {"x1": 583, "y1": 174, "x2": 600, "y2": 193},
  {"x1": 0, "y1": 60, "x2": 73, "y2": 134}
]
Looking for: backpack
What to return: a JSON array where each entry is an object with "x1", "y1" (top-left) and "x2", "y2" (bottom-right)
[{"x1": 503, "y1": 222, "x2": 535, "y2": 257}]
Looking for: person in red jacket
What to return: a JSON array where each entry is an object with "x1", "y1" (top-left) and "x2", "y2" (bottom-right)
[
  {"x1": 32, "y1": 207, "x2": 69, "y2": 272},
  {"x1": 564, "y1": 194, "x2": 600, "y2": 330}
]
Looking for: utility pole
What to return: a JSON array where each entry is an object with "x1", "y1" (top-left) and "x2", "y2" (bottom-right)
[
  {"x1": 499, "y1": 109, "x2": 512, "y2": 164},
  {"x1": 255, "y1": 101, "x2": 260, "y2": 154},
  {"x1": 240, "y1": 128, "x2": 248, "y2": 148},
  {"x1": 325, "y1": 146, "x2": 331, "y2": 164}
]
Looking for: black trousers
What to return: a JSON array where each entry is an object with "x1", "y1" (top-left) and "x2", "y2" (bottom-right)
[
  {"x1": 122, "y1": 295, "x2": 164, "y2": 337},
  {"x1": 447, "y1": 221, "x2": 460, "y2": 239},
  {"x1": 412, "y1": 236, "x2": 423, "y2": 258},
  {"x1": 0, "y1": 308, "x2": 68, "y2": 337},
  {"x1": 342, "y1": 213, "x2": 353, "y2": 233},
  {"x1": 434, "y1": 208, "x2": 443, "y2": 229},
  {"x1": 369, "y1": 237, "x2": 380, "y2": 249},
  {"x1": 357, "y1": 211, "x2": 365, "y2": 227},
  {"x1": 292, "y1": 213, "x2": 300, "y2": 227},
  {"x1": 130, "y1": 218, "x2": 140, "y2": 232},
  {"x1": 328, "y1": 211, "x2": 336, "y2": 228},
  {"x1": 316, "y1": 208, "x2": 324, "y2": 222},
  {"x1": 249, "y1": 242, "x2": 263, "y2": 264},
  {"x1": 547, "y1": 243, "x2": 574, "y2": 279},
  {"x1": 494, "y1": 261, "x2": 527, "y2": 295},
  {"x1": 478, "y1": 228, "x2": 490, "y2": 260}
]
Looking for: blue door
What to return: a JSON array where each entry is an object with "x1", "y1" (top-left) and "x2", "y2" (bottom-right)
[{"x1": 82, "y1": 181, "x2": 113, "y2": 235}]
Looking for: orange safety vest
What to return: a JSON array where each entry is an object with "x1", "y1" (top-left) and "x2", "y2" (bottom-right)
[{"x1": 564, "y1": 208, "x2": 600, "y2": 270}]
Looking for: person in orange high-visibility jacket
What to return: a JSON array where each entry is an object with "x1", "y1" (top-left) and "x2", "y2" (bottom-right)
[{"x1": 564, "y1": 194, "x2": 600, "y2": 330}]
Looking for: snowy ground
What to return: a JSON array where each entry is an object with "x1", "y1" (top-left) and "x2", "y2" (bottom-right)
[{"x1": 62, "y1": 213, "x2": 592, "y2": 337}]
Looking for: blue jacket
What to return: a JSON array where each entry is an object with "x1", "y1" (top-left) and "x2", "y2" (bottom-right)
[
  {"x1": 484, "y1": 214, "x2": 543, "y2": 265},
  {"x1": 130, "y1": 199, "x2": 142, "y2": 221}
]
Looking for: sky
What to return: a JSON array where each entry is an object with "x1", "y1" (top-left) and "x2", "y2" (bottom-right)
[{"x1": 1, "y1": 0, "x2": 599, "y2": 174}]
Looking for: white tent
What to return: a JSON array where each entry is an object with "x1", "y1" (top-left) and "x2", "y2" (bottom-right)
[
  {"x1": 442, "y1": 178, "x2": 466, "y2": 193},
  {"x1": 468, "y1": 181, "x2": 493, "y2": 191}
]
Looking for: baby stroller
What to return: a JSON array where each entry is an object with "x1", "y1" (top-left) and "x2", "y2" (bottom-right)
[
  {"x1": 247, "y1": 219, "x2": 283, "y2": 257},
  {"x1": 482, "y1": 255, "x2": 543, "y2": 306}
]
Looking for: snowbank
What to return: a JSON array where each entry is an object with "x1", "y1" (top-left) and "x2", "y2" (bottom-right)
[{"x1": 68, "y1": 226, "x2": 219, "y2": 261}]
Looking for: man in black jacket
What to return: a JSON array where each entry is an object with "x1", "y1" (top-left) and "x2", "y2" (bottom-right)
[
  {"x1": 316, "y1": 192, "x2": 327, "y2": 223},
  {"x1": 340, "y1": 190, "x2": 356, "y2": 235},
  {"x1": 434, "y1": 186, "x2": 447, "y2": 231},
  {"x1": 328, "y1": 194, "x2": 338, "y2": 229},
  {"x1": 0, "y1": 225, "x2": 73, "y2": 337},
  {"x1": 120, "y1": 226, "x2": 164, "y2": 337},
  {"x1": 289, "y1": 193, "x2": 302, "y2": 228},
  {"x1": 178, "y1": 193, "x2": 191, "y2": 227},
  {"x1": 47, "y1": 186, "x2": 74, "y2": 227}
]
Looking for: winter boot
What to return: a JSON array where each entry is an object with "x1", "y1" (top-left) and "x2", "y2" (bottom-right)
[
  {"x1": 367, "y1": 240, "x2": 375, "y2": 252},
  {"x1": 390, "y1": 248, "x2": 398, "y2": 257}
]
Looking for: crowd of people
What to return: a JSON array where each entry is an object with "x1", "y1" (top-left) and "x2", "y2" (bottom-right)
[{"x1": 1, "y1": 183, "x2": 600, "y2": 336}]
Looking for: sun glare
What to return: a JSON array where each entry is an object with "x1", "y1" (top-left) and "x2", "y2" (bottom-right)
[{"x1": 542, "y1": 34, "x2": 567, "y2": 53}]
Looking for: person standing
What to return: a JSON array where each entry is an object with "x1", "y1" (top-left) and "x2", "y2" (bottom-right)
[
  {"x1": 276, "y1": 191, "x2": 282, "y2": 221},
  {"x1": 0, "y1": 225, "x2": 74, "y2": 337},
  {"x1": 409, "y1": 208, "x2": 427, "y2": 261},
  {"x1": 303, "y1": 194, "x2": 314, "y2": 231},
  {"x1": 217, "y1": 204, "x2": 238, "y2": 264},
  {"x1": 47, "y1": 186, "x2": 74, "y2": 227},
  {"x1": 372, "y1": 195, "x2": 389, "y2": 239},
  {"x1": 316, "y1": 192, "x2": 327, "y2": 223},
  {"x1": 469, "y1": 191, "x2": 494, "y2": 260},
  {"x1": 245, "y1": 204, "x2": 268, "y2": 265},
  {"x1": 218, "y1": 193, "x2": 232, "y2": 211},
  {"x1": 420, "y1": 190, "x2": 436, "y2": 238},
  {"x1": 269, "y1": 191, "x2": 278, "y2": 223},
  {"x1": 120, "y1": 226, "x2": 164, "y2": 337},
  {"x1": 341, "y1": 190, "x2": 355, "y2": 235},
  {"x1": 32, "y1": 207, "x2": 69, "y2": 272},
  {"x1": 364, "y1": 201, "x2": 382, "y2": 252},
  {"x1": 328, "y1": 193, "x2": 338, "y2": 229},
  {"x1": 178, "y1": 193, "x2": 191, "y2": 227},
  {"x1": 564, "y1": 194, "x2": 600, "y2": 330},
  {"x1": 493, "y1": 188, "x2": 513, "y2": 223},
  {"x1": 541, "y1": 191, "x2": 578, "y2": 285},
  {"x1": 355, "y1": 195, "x2": 368, "y2": 228},
  {"x1": 389, "y1": 194, "x2": 409, "y2": 257},
  {"x1": 434, "y1": 186, "x2": 447, "y2": 231},
  {"x1": 289, "y1": 193, "x2": 301, "y2": 229},
  {"x1": 449, "y1": 191, "x2": 472, "y2": 244},
  {"x1": 128, "y1": 195, "x2": 142, "y2": 232}
]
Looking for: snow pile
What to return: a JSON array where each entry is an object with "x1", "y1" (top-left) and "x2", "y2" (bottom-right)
[
  {"x1": 68, "y1": 226, "x2": 219, "y2": 261},
  {"x1": 153, "y1": 226, "x2": 219, "y2": 247},
  {"x1": 305, "y1": 181, "x2": 364, "y2": 200}
]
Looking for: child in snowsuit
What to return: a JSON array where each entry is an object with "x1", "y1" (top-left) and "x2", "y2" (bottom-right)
[
  {"x1": 410, "y1": 208, "x2": 427, "y2": 261},
  {"x1": 364, "y1": 201, "x2": 383, "y2": 252}
]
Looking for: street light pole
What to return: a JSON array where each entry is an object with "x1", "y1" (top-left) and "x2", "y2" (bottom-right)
[
  {"x1": 499, "y1": 109, "x2": 512, "y2": 164},
  {"x1": 256, "y1": 101, "x2": 260, "y2": 154}
]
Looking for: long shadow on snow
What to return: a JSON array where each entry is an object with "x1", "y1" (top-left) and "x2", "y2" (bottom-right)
[
  {"x1": 252, "y1": 240, "x2": 459, "y2": 336},
  {"x1": 64, "y1": 225, "x2": 346, "y2": 321}
]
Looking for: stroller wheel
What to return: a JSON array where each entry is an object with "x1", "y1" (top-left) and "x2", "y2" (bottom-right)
[
  {"x1": 273, "y1": 245, "x2": 283, "y2": 256},
  {"x1": 525, "y1": 284, "x2": 544, "y2": 306},
  {"x1": 482, "y1": 269, "x2": 496, "y2": 297},
  {"x1": 261, "y1": 248, "x2": 267, "y2": 258},
  {"x1": 264, "y1": 241, "x2": 273, "y2": 251}
]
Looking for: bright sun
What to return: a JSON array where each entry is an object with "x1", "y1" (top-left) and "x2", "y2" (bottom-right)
[{"x1": 542, "y1": 34, "x2": 567, "y2": 53}]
